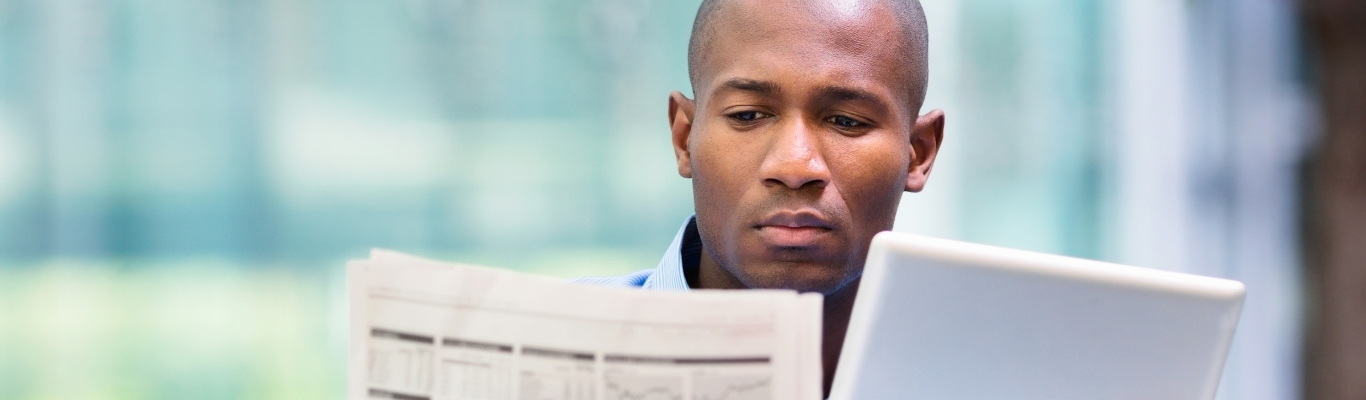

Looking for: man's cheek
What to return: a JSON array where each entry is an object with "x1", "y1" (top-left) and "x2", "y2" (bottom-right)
[
  {"x1": 698, "y1": 157, "x2": 751, "y2": 206},
  {"x1": 831, "y1": 164, "x2": 902, "y2": 236}
]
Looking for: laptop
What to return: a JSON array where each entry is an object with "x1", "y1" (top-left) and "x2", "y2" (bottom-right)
[{"x1": 828, "y1": 232, "x2": 1246, "y2": 400}]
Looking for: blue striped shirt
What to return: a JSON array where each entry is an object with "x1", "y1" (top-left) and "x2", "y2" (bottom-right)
[{"x1": 572, "y1": 215, "x2": 700, "y2": 290}]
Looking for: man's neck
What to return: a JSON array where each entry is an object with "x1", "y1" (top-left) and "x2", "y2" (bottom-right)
[
  {"x1": 696, "y1": 250, "x2": 859, "y2": 398},
  {"x1": 820, "y1": 278, "x2": 859, "y2": 397}
]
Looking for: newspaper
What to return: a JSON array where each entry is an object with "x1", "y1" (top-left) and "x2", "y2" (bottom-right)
[{"x1": 349, "y1": 249, "x2": 825, "y2": 400}]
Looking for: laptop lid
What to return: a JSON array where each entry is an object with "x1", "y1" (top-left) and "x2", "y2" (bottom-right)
[{"x1": 829, "y1": 232, "x2": 1245, "y2": 400}]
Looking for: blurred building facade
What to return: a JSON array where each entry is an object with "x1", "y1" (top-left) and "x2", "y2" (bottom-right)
[
  {"x1": 898, "y1": 1, "x2": 1308, "y2": 399},
  {"x1": 0, "y1": 0, "x2": 703, "y2": 272},
  {"x1": 0, "y1": 0, "x2": 1314, "y2": 399}
]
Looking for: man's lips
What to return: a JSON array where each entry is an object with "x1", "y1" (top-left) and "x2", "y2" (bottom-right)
[{"x1": 755, "y1": 211, "x2": 834, "y2": 247}]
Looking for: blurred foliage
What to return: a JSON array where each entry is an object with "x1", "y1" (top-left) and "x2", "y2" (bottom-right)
[{"x1": 0, "y1": 263, "x2": 342, "y2": 399}]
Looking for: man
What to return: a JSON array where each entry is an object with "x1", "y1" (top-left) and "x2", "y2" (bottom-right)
[{"x1": 576, "y1": 0, "x2": 944, "y2": 394}]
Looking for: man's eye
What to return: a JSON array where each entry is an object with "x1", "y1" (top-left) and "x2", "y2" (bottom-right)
[
  {"x1": 828, "y1": 115, "x2": 865, "y2": 128},
  {"x1": 728, "y1": 111, "x2": 766, "y2": 122}
]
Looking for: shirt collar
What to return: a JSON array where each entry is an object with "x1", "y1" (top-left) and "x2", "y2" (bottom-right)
[{"x1": 641, "y1": 215, "x2": 701, "y2": 290}]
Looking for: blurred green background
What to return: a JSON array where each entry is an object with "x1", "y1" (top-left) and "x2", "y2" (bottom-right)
[{"x1": 0, "y1": 0, "x2": 1311, "y2": 399}]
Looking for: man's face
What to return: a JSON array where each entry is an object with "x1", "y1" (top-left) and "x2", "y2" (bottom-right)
[{"x1": 670, "y1": 0, "x2": 942, "y2": 294}]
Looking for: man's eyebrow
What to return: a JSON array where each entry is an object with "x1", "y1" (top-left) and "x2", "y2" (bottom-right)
[
  {"x1": 718, "y1": 78, "x2": 781, "y2": 95},
  {"x1": 813, "y1": 85, "x2": 884, "y2": 105},
  {"x1": 812, "y1": 85, "x2": 893, "y2": 114}
]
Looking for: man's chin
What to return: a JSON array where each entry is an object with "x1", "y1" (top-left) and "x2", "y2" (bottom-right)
[{"x1": 736, "y1": 262, "x2": 859, "y2": 294}]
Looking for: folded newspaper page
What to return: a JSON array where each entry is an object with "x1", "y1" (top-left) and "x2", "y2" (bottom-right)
[{"x1": 349, "y1": 249, "x2": 825, "y2": 400}]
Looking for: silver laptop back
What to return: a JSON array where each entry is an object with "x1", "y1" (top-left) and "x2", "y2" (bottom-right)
[{"x1": 829, "y1": 232, "x2": 1245, "y2": 400}]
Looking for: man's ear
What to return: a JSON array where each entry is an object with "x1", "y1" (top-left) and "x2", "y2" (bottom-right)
[
  {"x1": 669, "y1": 91, "x2": 697, "y2": 178},
  {"x1": 905, "y1": 109, "x2": 945, "y2": 192}
]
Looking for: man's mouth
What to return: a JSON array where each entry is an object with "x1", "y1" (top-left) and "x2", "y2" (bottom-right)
[{"x1": 755, "y1": 210, "x2": 834, "y2": 247}]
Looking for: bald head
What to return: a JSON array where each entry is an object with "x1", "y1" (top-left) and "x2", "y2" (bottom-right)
[{"x1": 687, "y1": 0, "x2": 930, "y2": 108}]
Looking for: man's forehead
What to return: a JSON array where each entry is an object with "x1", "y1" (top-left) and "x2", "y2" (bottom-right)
[{"x1": 697, "y1": 0, "x2": 919, "y2": 102}]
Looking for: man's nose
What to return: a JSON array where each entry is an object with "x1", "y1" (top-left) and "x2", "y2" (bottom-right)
[{"x1": 758, "y1": 118, "x2": 830, "y2": 190}]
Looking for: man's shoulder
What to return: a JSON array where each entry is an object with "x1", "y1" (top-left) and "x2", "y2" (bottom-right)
[
  {"x1": 570, "y1": 269, "x2": 655, "y2": 288},
  {"x1": 569, "y1": 215, "x2": 696, "y2": 291}
]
